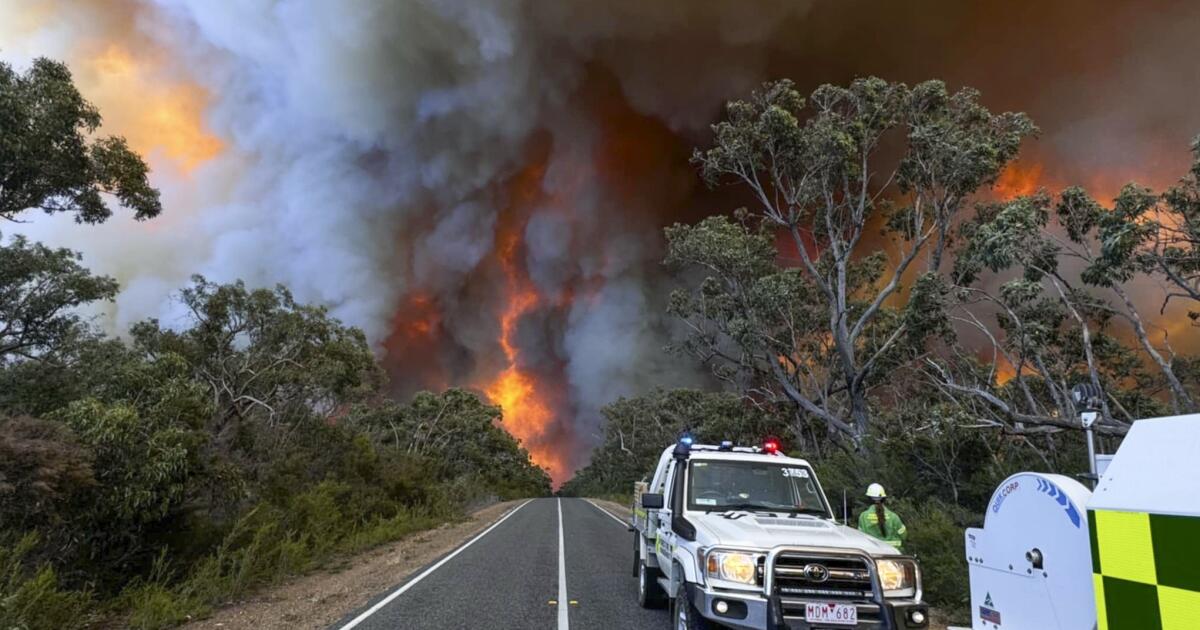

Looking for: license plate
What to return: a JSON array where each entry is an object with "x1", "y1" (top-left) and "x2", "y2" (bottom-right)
[{"x1": 805, "y1": 602, "x2": 858, "y2": 625}]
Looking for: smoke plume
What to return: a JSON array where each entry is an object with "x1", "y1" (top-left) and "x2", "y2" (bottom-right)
[{"x1": 3, "y1": 0, "x2": 1199, "y2": 481}]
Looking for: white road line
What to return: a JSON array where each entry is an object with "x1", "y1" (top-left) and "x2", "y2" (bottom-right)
[
  {"x1": 584, "y1": 499, "x2": 629, "y2": 528},
  {"x1": 336, "y1": 499, "x2": 532, "y2": 630},
  {"x1": 557, "y1": 498, "x2": 570, "y2": 630}
]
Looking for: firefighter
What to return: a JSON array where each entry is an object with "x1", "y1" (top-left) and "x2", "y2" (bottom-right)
[{"x1": 858, "y1": 483, "x2": 907, "y2": 550}]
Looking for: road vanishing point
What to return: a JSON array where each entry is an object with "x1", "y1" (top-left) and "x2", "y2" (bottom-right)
[{"x1": 331, "y1": 498, "x2": 666, "y2": 630}]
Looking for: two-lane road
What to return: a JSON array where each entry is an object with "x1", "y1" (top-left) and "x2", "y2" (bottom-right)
[{"x1": 332, "y1": 498, "x2": 668, "y2": 629}]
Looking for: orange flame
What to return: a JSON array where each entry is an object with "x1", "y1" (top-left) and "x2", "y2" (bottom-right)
[
  {"x1": 482, "y1": 160, "x2": 569, "y2": 485},
  {"x1": 86, "y1": 44, "x2": 223, "y2": 172},
  {"x1": 380, "y1": 292, "x2": 449, "y2": 393},
  {"x1": 993, "y1": 161, "x2": 1046, "y2": 199}
]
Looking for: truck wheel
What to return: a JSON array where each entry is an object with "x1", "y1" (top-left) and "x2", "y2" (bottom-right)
[
  {"x1": 671, "y1": 582, "x2": 715, "y2": 630},
  {"x1": 637, "y1": 558, "x2": 666, "y2": 608}
]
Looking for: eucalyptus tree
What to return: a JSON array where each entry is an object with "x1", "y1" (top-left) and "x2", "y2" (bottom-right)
[
  {"x1": 936, "y1": 141, "x2": 1200, "y2": 429},
  {"x1": 674, "y1": 78, "x2": 1034, "y2": 446},
  {"x1": 1, "y1": 58, "x2": 160, "y2": 223},
  {"x1": 0, "y1": 236, "x2": 117, "y2": 364}
]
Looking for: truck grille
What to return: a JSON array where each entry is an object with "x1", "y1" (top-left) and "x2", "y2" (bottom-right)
[{"x1": 771, "y1": 553, "x2": 874, "y2": 600}]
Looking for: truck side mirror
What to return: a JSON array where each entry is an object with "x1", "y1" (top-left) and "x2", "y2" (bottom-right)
[{"x1": 641, "y1": 493, "x2": 664, "y2": 509}]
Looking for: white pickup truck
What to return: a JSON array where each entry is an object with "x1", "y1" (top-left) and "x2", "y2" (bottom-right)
[{"x1": 630, "y1": 437, "x2": 928, "y2": 630}]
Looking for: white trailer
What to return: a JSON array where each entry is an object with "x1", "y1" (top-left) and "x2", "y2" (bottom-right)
[{"x1": 964, "y1": 413, "x2": 1200, "y2": 630}]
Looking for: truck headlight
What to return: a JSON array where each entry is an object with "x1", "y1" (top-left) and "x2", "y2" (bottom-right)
[
  {"x1": 706, "y1": 551, "x2": 759, "y2": 585},
  {"x1": 875, "y1": 558, "x2": 918, "y2": 598}
]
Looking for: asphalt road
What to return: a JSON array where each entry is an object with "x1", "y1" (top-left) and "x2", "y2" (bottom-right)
[{"x1": 331, "y1": 497, "x2": 669, "y2": 630}]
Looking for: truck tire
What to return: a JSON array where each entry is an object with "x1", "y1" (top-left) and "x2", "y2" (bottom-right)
[
  {"x1": 671, "y1": 582, "x2": 715, "y2": 630},
  {"x1": 637, "y1": 556, "x2": 666, "y2": 608}
]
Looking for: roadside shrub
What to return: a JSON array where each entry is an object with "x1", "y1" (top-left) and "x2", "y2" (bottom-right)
[
  {"x1": 0, "y1": 417, "x2": 95, "y2": 556},
  {"x1": 890, "y1": 498, "x2": 974, "y2": 621},
  {"x1": 0, "y1": 275, "x2": 549, "y2": 629},
  {"x1": 0, "y1": 534, "x2": 93, "y2": 630},
  {"x1": 121, "y1": 583, "x2": 199, "y2": 630},
  {"x1": 122, "y1": 480, "x2": 455, "y2": 628}
]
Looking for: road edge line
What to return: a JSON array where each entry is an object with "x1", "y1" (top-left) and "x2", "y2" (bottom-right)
[
  {"x1": 335, "y1": 499, "x2": 533, "y2": 630},
  {"x1": 584, "y1": 498, "x2": 629, "y2": 528},
  {"x1": 557, "y1": 498, "x2": 570, "y2": 630}
]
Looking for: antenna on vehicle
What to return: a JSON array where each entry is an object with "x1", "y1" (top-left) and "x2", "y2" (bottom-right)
[{"x1": 842, "y1": 489, "x2": 848, "y2": 525}]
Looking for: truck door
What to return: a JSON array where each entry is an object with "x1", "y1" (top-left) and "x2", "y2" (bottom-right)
[{"x1": 654, "y1": 460, "x2": 676, "y2": 570}]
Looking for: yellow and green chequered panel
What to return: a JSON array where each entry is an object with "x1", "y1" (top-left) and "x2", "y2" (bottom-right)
[
  {"x1": 1102, "y1": 577, "x2": 1162, "y2": 630},
  {"x1": 1149, "y1": 513, "x2": 1200, "y2": 592},
  {"x1": 1090, "y1": 510, "x2": 1200, "y2": 630},
  {"x1": 1093, "y1": 574, "x2": 1108, "y2": 630},
  {"x1": 1092, "y1": 510, "x2": 1156, "y2": 584},
  {"x1": 1158, "y1": 585, "x2": 1200, "y2": 629}
]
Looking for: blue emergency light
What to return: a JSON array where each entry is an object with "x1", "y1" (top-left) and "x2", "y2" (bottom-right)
[{"x1": 673, "y1": 433, "x2": 694, "y2": 460}]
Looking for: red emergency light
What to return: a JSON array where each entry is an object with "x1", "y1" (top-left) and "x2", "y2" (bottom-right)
[{"x1": 762, "y1": 437, "x2": 781, "y2": 454}]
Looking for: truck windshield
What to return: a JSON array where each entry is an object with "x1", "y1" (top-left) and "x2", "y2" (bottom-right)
[{"x1": 687, "y1": 459, "x2": 829, "y2": 516}]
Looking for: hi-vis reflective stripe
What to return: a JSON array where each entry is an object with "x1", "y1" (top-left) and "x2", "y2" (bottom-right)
[{"x1": 1090, "y1": 509, "x2": 1200, "y2": 630}]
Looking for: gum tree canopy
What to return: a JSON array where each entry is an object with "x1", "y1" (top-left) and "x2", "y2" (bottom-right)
[
  {"x1": 674, "y1": 78, "x2": 1035, "y2": 446},
  {"x1": 0, "y1": 57, "x2": 160, "y2": 223}
]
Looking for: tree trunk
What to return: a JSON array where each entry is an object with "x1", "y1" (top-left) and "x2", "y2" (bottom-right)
[
  {"x1": 849, "y1": 384, "x2": 870, "y2": 452},
  {"x1": 1112, "y1": 283, "x2": 1195, "y2": 412}
]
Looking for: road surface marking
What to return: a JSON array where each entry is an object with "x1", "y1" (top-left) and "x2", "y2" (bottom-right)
[
  {"x1": 585, "y1": 499, "x2": 629, "y2": 527},
  {"x1": 335, "y1": 500, "x2": 532, "y2": 630},
  {"x1": 557, "y1": 498, "x2": 570, "y2": 630}
]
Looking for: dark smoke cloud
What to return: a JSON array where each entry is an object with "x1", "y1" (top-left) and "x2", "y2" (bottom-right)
[{"x1": 5, "y1": 0, "x2": 1199, "y2": 473}]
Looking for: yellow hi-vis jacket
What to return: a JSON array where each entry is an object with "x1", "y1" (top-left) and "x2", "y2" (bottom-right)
[{"x1": 858, "y1": 506, "x2": 907, "y2": 550}]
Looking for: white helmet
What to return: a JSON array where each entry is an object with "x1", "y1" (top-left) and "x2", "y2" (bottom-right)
[{"x1": 866, "y1": 483, "x2": 887, "y2": 499}]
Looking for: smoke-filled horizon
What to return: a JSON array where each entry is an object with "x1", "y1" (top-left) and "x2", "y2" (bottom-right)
[{"x1": 3, "y1": 0, "x2": 1199, "y2": 482}]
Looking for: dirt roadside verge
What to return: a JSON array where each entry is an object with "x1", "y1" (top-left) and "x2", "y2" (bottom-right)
[
  {"x1": 591, "y1": 498, "x2": 633, "y2": 522},
  {"x1": 179, "y1": 500, "x2": 519, "y2": 630}
]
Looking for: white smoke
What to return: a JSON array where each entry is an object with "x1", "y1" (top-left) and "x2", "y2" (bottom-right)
[
  {"x1": 2, "y1": 0, "x2": 815, "y2": 468},
  {"x1": 9, "y1": 0, "x2": 1200, "y2": 469}
]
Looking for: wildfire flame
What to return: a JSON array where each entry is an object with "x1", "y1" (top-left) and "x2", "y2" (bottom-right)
[
  {"x1": 993, "y1": 161, "x2": 1046, "y2": 199},
  {"x1": 482, "y1": 161, "x2": 569, "y2": 485},
  {"x1": 87, "y1": 44, "x2": 222, "y2": 172}
]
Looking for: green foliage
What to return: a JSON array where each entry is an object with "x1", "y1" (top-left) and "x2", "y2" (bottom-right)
[
  {"x1": 680, "y1": 77, "x2": 1035, "y2": 444},
  {"x1": 0, "y1": 57, "x2": 548, "y2": 628},
  {"x1": 891, "y1": 499, "x2": 973, "y2": 619},
  {"x1": 0, "y1": 58, "x2": 161, "y2": 223},
  {"x1": 130, "y1": 276, "x2": 383, "y2": 434},
  {"x1": 0, "y1": 534, "x2": 93, "y2": 630},
  {"x1": 122, "y1": 583, "x2": 196, "y2": 630},
  {"x1": 1157, "y1": 138, "x2": 1200, "y2": 322},
  {"x1": 0, "y1": 275, "x2": 548, "y2": 628},
  {"x1": 560, "y1": 388, "x2": 787, "y2": 497},
  {"x1": 951, "y1": 170, "x2": 1198, "y2": 420},
  {"x1": 120, "y1": 479, "x2": 451, "y2": 630},
  {"x1": 0, "y1": 235, "x2": 119, "y2": 363},
  {"x1": 52, "y1": 400, "x2": 193, "y2": 534},
  {"x1": 349, "y1": 389, "x2": 552, "y2": 498}
]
